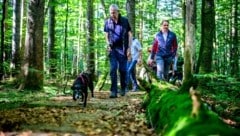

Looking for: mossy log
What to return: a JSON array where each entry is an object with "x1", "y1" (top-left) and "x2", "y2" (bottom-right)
[{"x1": 139, "y1": 76, "x2": 240, "y2": 135}]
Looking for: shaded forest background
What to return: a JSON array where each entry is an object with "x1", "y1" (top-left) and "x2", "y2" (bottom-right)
[{"x1": 0, "y1": 0, "x2": 239, "y2": 90}]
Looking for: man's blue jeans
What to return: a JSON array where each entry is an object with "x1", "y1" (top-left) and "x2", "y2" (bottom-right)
[
  {"x1": 127, "y1": 60, "x2": 138, "y2": 90},
  {"x1": 156, "y1": 56, "x2": 172, "y2": 80},
  {"x1": 109, "y1": 50, "x2": 127, "y2": 96}
]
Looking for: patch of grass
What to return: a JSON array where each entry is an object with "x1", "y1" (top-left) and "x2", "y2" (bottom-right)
[{"x1": 0, "y1": 83, "x2": 72, "y2": 110}]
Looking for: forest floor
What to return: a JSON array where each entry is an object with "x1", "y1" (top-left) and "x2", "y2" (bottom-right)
[
  {"x1": 0, "y1": 90, "x2": 157, "y2": 136},
  {"x1": 0, "y1": 78, "x2": 240, "y2": 135}
]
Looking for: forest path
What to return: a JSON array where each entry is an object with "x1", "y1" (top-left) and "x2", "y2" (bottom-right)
[{"x1": 0, "y1": 91, "x2": 157, "y2": 136}]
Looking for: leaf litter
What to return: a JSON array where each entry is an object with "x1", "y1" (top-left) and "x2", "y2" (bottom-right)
[{"x1": 0, "y1": 91, "x2": 157, "y2": 136}]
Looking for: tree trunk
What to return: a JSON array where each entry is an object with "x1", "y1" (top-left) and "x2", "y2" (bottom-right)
[
  {"x1": 182, "y1": 0, "x2": 196, "y2": 91},
  {"x1": 99, "y1": 0, "x2": 107, "y2": 19},
  {"x1": 0, "y1": 0, "x2": 7, "y2": 80},
  {"x1": 138, "y1": 0, "x2": 143, "y2": 43},
  {"x1": 11, "y1": 0, "x2": 22, "y2": 78},
  {"x1": 47, "y1": 0, "x2": 57, "y2": 77},
  {"x1": 63, "y1": 0, "x2": 69, "y2": 78},
  {"x1": 230, "y1": 0, "x2": 239, "y2": 77},
  {"x1": 86, "y1": 0, "x2": 95, "y2": 80},
  {"x1": 197, "y1": 0, "x2": 215, "y2": 74},
  {"x1": 126, "y1": 0, "x2": 135, "y2": 37},
  {"x1": 19, "y1": 0, "x2": 45, "y2": 90}
]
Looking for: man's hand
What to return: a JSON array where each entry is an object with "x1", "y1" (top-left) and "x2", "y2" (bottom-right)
[
  {"x1": 137, "y1": 58, "x2": 142, "y2": 66},
  {"x1": 106, "y1": 46, "x2": 112, "y2": 54},
  {"x1": 127, "y1": 48, "x2": 131, "y2": 58},
  {"x1": 148, "y1": 59, "x2": 154, "y2": 65}
]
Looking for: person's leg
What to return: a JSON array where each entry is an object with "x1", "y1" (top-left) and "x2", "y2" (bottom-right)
[
  {"x1": 173, "y1": 56, "x2": 178, "y2": 72},
  {"x1": 164, "y1": 57, "x2": 173, "y2": 80},
  {"x1": 156, "y1": 56, "x2": 165, "y2": 80},
  {"x1": 126, "y1": 60, "x2": 132, "y2": 90},
  {"x1": 129, "y1": 60, "x2": 138, "y2": 91},
  {"x1": 109, "y1": 51, "x2": 118, "y2": 98},
  {"x1": 118, "y1": 53, "x2": 128, "y2": 96}
]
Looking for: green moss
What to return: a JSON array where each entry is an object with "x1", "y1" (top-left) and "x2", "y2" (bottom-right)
[
  {"x1": 169, "y1": 115, "x2": 240, "y2": 136},
  {"x1": 144, "y1": 81, "x2": 240, "y2": 135},
  {"x1": 147, "y1": 89, "x2": 192, "y2": 133}
]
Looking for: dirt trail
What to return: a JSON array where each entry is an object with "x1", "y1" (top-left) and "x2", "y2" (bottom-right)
[{"x1": 0, "y1": 91, "x2": 157, "y2": 136}]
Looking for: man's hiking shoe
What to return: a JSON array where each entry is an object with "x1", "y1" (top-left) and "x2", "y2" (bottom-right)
[
  {"x1": 132, "y1": 86, "x2": 139, "y2": 92},
  {"x1": 109, "y1": 93, "x2": 117, "y2": 98},
  {"x1": 120, "y1": 89, "x2": 126, "y2": 96}
]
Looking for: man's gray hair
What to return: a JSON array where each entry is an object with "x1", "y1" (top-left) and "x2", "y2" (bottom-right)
[{"x1": 109, "y1": 4, "x2": 119, "y2": 11}]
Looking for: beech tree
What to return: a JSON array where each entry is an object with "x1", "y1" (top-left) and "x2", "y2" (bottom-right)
[
  {"x1": 47, "y1": 0, "x2": 57, "y2": 77},
  {"x1": 86, "y1": 0, "x2": 95, "y2": 79},
  {"x1": 197, "y1": 0, "x2": 215, "y2": 74},
  {"x1": 19, "y1": 0, "x2": 45, "y2": 90},
  {"x1": 182, "y1": 0, "x2": 196, "y2": 90},
  {"x1": 11, "y1": 0, "x2": 22, "y2": 77}
]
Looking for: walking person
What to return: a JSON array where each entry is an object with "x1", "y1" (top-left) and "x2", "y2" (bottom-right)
[
  {"x1": 127, "y1": 37, "x2": 142, "y2": 91},
  {"x1": 104, "y1": 4, "x2": 132, "y2": 98},
  {"x1": 148, "y1": 20, "x2": 178, "y2": 81}
]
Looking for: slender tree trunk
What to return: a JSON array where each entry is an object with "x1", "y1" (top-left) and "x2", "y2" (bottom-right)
[
  {"x1": 63, "y1": 0, "x2": 69, "y2": 80},
  {"x1": 20, "y1": 0, "x2": 27, "y2": 59},
  {"x1": 19, "y1": 0, "x2": 45, "y2": 90},
  {"x1": 139, "y1": 0, "x2": 143, "y2": 43},
  {"x1": 182, "y1": 0, "x2": 196, "y2": 91},
  {"x1": 182, "y1": 0, "x2": 186, "y2": 49},
  {"x1": 197, "y1": 0, "x2": 215, "y2": 74},
  {"x1": 11, "y1": 0, "x2": 22, "y2": 78},
  {"x1": 78, "y1": 0, "x2": 84, "y2": 73},
  {"x1": 0, "y1": 0, "x2": 7, "y2": 80},
  {"x1": 230, "y1": 0, "x2": 239, "y2": 77},
  {"x1": 86, "y1": 0, "x2": 95, "y2": 80},
  {"x1": 126, "y1": 0, "x2": 135, "y2": 37},
  {"x1": 47, "y1": 0, "x2": 57, "y2": 77},
  {"x1": 100, "y1": 0, "x2": 107, "y2": 19}
]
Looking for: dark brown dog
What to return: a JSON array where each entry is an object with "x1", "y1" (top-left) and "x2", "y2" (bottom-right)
[{"x1": 71, "y1": 72, "x2": 94, "y2": 107}]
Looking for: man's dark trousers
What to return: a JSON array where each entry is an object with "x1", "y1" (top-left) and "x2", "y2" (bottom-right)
[{"x1": 109, "y1": 49, "x2": 127, "y2": 96}]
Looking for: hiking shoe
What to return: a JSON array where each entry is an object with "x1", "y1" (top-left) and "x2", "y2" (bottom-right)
[
  {"x1": 109, "y1": 93, "x2": 117, "y2": 98},
  {"x1": 132, "y1": 89, "x2": 138, "y2": 92},
  {"x1": 120, "y1": 89, "x2": 126, "y2": 96},
  {"x1": 132, "y1": 86, "x2": 139, "y2": 92}
]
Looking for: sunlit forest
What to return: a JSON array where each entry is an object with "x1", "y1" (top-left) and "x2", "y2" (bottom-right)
[{"x1": 0, "y1": 0, "x2": 239, "y2": 135}]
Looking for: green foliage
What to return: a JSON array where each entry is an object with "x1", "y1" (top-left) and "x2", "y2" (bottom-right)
[
  {"x1": 0, "y1": 90, "x2": 44, "y2": 110},
  {"x1": 0, "y1": 82, "x2": 68, "y2": 110}
]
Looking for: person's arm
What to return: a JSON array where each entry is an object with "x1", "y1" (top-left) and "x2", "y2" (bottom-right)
[
  {"x1": 172, "y1": 34, "x2": 178, "y2": 57},
  {"x1": 150, "y1": 39, "x2": 158, "y2": 58},
  {"x1": 148, "y1": 38, "x2": 158, "y2": 65},
  {"x1": 136, "y1": 40, "x2": 143, "y2": 64},
  {"x1": 105, "y1": 32, "x2": 109, "y2": 44},
  {"x1": 128, "y1": 31, "x2": 132, "y2": 47},
  {"x1": 127, "y1": 31, "x2": 132, "y2": 59},
  {"x1": 105, "y1": 32, "x2": 112, "y2": 51},
  {"x1": 137, "y1": 50, "x2": 143, "y2": 65},
  {"x1": 104, "y1": 20, "x2": 112, "y2": 51}
]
